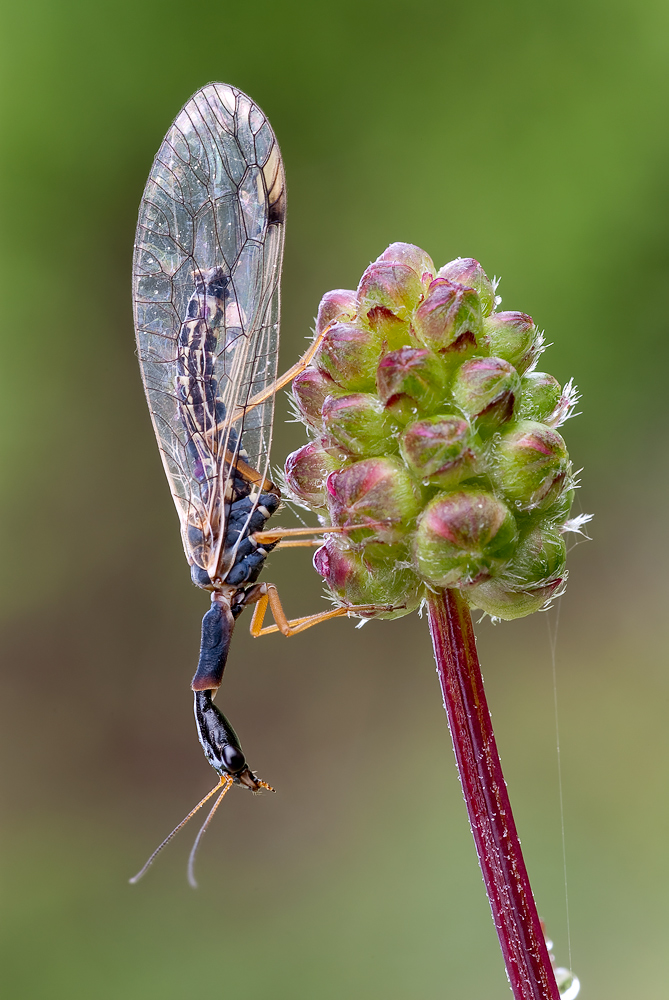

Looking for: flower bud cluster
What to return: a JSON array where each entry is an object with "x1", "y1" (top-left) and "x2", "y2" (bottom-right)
[{"x1": 285, "y1": 244, "x2": 580, "y2": 621}]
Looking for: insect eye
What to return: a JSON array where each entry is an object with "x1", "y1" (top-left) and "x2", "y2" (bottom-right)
[{"x1": 222, "y1": 745, "x2": 246, "y2": 773}]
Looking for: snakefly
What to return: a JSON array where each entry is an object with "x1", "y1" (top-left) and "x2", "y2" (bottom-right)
[{"x1": 130, "y1": 84, "x2": 372, "y2": 884}]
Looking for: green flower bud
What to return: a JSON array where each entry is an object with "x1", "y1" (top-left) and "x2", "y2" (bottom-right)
[
  {"x1": 400, "y1": 415, "x2": 479, "y2": 488},
  {"x1": 436, "y1": 258, "x2": 496, "y2": 316},
  {"x1": 413, "y1": 279, "x2": 485, "y2": 357},
  {"x1": 465, "y1": 522, "x2": 566, "y2": 619},
  {"x1": 284, "y1": 440, "x2": 342, "y2": 507},
  {"x1": 314, "y1": 322, "x2": 382, "y2": 391},
  {"x1": 357, "y1": 261, "x2": 422, "y2": 349},
  {"x1": 357, "y1": 261, "x2": 424, "y2": 321},
  {"x1": 377, "y1": 242, "x2": 435, "y2": 284},
  {"x1": 493, "y1": 420, "x2": 569, "y2": 510},
  {"x1": 322, "y1": 392, "x2": 392, "y2": 456},
  {"x1": 541, "y1": 486, "x2": 574, "y2": 524},
  {"x1": 326, "y1": 456, "x2": 421, "y2": 542},
  {"x1": 414, "y1": 489, "x2": 518, "y2": 587},
  {"x1": 451, "y1": 357, "x2": 520, "y2": 434},
  {"x1": 505, "y1": 523, "x2": 566, "y2": 587},
  {"x1": 316, "y1": 288, "x2": 358, "y2": 334},
  {"x1": 376, "y1": 346, "x2": 448, "y2": 415},
  {"x1": 517, "y1": 371, "x2": 562, "y2": 423},
  {"x1": 292, "y1": 367, "x2": 337, "y2": 427},
  {"x1": 483, "y1": 311, "x2": 539, "y2": 374},
  {"x1": 465, "y1": 577, "x2": 564, "y2": 620},
  {"x1": 313, "y1": 536, "x2": 423, "y2": 620}
]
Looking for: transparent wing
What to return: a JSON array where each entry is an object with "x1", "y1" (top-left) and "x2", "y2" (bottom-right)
[{"x1": 133, "y1": 83, "x2": 286, "y2": 577}]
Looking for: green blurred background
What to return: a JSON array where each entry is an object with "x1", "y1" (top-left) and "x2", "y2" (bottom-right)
[{"x1": 1, "y1": 0, "x2": 668, "y2": 996}]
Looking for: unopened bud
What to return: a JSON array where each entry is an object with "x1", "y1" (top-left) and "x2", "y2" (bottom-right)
[
  {"x1": 292, "y1": 367, "x2": 337, "y2": 427},
  {"x1": 414, "y1": 489, "x2": 517, "y2": 587},
  {"x1": 357, "y1": 261, "x2": 423, "y2": 348},
  {"x1": 400, "y1": 415, "x2": 479, "y2": 488},
  {"x1": 313, "y1": 536, "x2": 423, "y2": 619},
  {"x1": 517, "y1": 371, "x2": 562, "y2": 423},
  {"x1": 437, "y1": 258, "x2": 496, "y2": 316},
  {"x1": 413, "y1": 280, "x2": 485, "y2": 356},
  {"x1": 376, "y1": 346, "x2": 448, "y2": 415},
  {"x1": 326, "y1": 456, "x2": 421, "y2": 542},
  {"x1": 314, "y1": 321, "x2": 382, "y2": 391},
  {"x1": 505, "y1": 523, "x2": 567, "y2": 587},
  {"x1": 377, "y1": 243, "x2": 435, "y2": 284},
  {"x1": 284, "y1": 441, "x2": 341, "y2": 507},
  {"x1": 451, "y1": 357, "x2": 520, "y2": 434},
  {"x1": 316, "y1": 288, "x2": 357, "y2": 334},
  {"x1": 483, "y1": 311, "x2": 538, "y2": 374},
  {"x1": 493, "y1": 420, "x2": 569, "y2": 509},
  {"x1": 466, "y1": 576, "x2": 564, "y2": 620},
  {"x1": 357, "y1": 261, "x2": 424, "y2": 320},
  {"x1": 466, "y1": 522, "x2": 566, "y2": 619},
  {"x1": 543, "y1": 486, "x2": 574, "y2": 524},
  {"x1": 322, "y1": 393, "x2": 391, "y2": 456}
]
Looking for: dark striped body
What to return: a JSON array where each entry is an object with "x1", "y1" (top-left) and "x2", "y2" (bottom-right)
[
  {"x1": 175, "y1": 267, "x2": 281, "y2": 595},
  {"x1": 176, "y1": 267, "x2": 232, "y2": 502},
  {"x1": 176, "y1": 271, "x2": 281, "y2": 696}
]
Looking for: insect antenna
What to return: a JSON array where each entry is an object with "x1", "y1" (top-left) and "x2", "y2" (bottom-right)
[
  {"x1": 187, "y1": 777, "x2": 234, "y2": 888},
  {"x1": 129, "y1": 775, "x2": 232, "y2": 885}
]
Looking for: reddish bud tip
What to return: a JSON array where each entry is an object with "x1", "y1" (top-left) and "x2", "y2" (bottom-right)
[
  {"x1": 316, "y1": 289, "x2": 358, "y2": 334},
  {"x1": 436, "y1": 258, "x2": 495, "y2": 316},
  {"x1": 413, "y1": 280, "x2": 485, "y2": 356},
  {"x1": 314, "y1": 322, "x2": 382, "y2": 391},
  {"x1": 451, "y1": 356, "x2": 520, "y2": 434},
  {"x1": 326, "y1": 456, "x2": 421, "y2": 542},
  {"x1": 376, "y1": 346, "x2": 448, "y2": 414},
  {"x1": 313, "y1": 536, "x2": 423, "y2": 620},
  {"x1": 414, "y1": 489, "x2": 518, "y2": 587},
  {"x1": 357, "y1": 261, "x2": 424, "y2": 332},
  {"x1": 493, "y1": 420, "x2": 569, "y2": 509},
  {"x1": 292, "y1": 367, "x2": 337, "y2": 427},
  {"x1": 400, "y1": 414, "x2": 479, "y2": 488},
  {"x1": 483, "y1": 311, "x2": 538, "y2": 374},
  {"x1": 284, "y1": 441, "x2": 341, "y2": 507},
  {"x1": 376, "y1": 243, "x2": 436, "y2": 284}
]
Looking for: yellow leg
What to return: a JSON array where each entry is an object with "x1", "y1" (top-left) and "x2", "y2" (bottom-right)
[
  {"x1": 274, "y1": 539, "x2": 322, "y2": 549},
  {"x1": 238, "y1": 325, "x2": 331, "y2": 415},
  {"x1": 253, "y1": 523, "x2": 388, "y2": 545},
  {"x1": 248, "y1": 583, "x2": 393, "y2": 638}
]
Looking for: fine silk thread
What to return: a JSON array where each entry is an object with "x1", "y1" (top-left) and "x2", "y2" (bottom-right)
[{"x1": 547, "y1": 602, "x2": 573, "y2": 973}]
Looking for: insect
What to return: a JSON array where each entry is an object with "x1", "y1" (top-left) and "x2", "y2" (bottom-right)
[{"x1": 130, "y1": 84, "x2": 381, "y2": 884}]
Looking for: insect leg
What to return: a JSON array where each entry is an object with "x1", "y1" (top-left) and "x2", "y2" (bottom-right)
[
  {"x1": 252, "y1": 523, "x2": 389, "y2": 545},
  {"x1": 273, "y1": 539, "x2": 322, "y2": 549},
  {"x1": 245, "y1": 583, "x2": 396, "y2": 638},
  {"x1": 233, "y1": 322, "x2": 332, "y2": 418}
]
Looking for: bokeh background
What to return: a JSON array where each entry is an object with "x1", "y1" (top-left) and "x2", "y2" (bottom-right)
[{"x1": 1, "y1": 1, "x2": 668, "y2": 996}]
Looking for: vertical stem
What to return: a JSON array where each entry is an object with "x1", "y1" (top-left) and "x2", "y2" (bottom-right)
[{"x1": 426, "y1": 588, "x2": 560, "y2": 1000}]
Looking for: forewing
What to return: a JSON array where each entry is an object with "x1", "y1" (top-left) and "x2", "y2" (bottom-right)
[{"x1": 133, "y1": 84, "x2": 285, "y2": 572}]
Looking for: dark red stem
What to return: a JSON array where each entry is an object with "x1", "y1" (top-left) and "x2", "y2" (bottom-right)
[{"x1": 426, "y1": 588, "x2": 560, "y2": 1000}]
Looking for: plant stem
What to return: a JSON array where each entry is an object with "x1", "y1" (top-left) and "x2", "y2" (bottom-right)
[{"x1": 426, "y1": 588, "x2": 560, "y2": 1000}]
